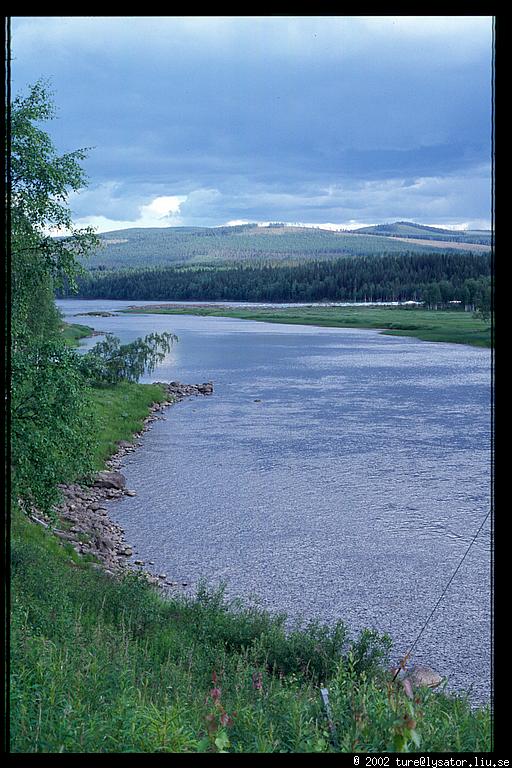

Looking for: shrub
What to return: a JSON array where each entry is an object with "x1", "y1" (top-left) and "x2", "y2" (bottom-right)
[
  {"x1": 10, "y1": 341, "x2": 96, "y2": 511},
  {"x1": 80, "y1": 332, "x2": 178, "y2": 386}
]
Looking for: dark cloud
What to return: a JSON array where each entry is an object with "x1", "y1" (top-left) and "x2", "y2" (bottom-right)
[{"x1": 11, "y1": 16, "x2": 493, "y2": 229}]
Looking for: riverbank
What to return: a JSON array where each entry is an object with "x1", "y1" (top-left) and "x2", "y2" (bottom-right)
[
  {"x1": 121, "y1": 304, "x2": 492, "y2": 348},
  {"x1": 24, "y1": 381, "x2": 213, "y2": 582},
  {"x1": 60, "y1": 321, "x2": 99, "y2": 347},
  {"x1": 11, "y1": 379, "x2": 492, "y2": 752}
]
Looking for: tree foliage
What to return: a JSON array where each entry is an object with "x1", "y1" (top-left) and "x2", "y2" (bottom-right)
[
  {"x1": 10, "y1": 80, "x2": 99, "y2": 345},
  {"x1": 9, "y1": 81, "x2": 99, "y2": 510},
  {"x1": 9, "y1": 81, "x2": 182, "y2": 511},
  {"x1": 11, "y1": 342, "x2": 96, "y2": 510},
  {"x1": 81, "y1": 332, "x2": 178, "y2": 386},
  {"x1": 61, "y1": 253, "x2": 492, "y2": 309}
]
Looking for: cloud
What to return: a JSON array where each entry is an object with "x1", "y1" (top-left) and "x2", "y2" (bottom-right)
[
  {"x1": 77, "y1": 162, "x2": 484, "y2": 232},
  {"x1": 141, "y1": 195, "x2": 186, "y2": 221},
  {"x1": 11, "y1": 16, "x2": 493, "y2": 230},
  {"x1": 71, "y1": 193, "x2": 186, "y2": 232},
  {"x1": 11, "y1": 16, "x2": 492, "y2": 65}
]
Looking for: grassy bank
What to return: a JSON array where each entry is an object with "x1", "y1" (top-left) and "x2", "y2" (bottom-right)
[
  {"x1": 60, "y1": 321, "x2": 96, "y2": 347},
  {"x1": 10, "y1": 381, "x2": 492, "y2": 752},
  {"x1": 88, "y1": 381, "x2": 170, "y2": 469},
  {"x1": 122, "y1": 305, "x2": 492, "y2": 348}
]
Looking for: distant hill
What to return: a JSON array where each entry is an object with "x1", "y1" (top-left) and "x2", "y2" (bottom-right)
[
  {"x1": 353, "y1": 221, "x2": 492, "y2": 245},
  {"x1": 82, "y1": 222, "x2": 491, "y2": 271}
]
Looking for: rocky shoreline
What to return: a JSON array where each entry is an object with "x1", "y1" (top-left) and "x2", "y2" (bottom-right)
[{"x1": 28, "y1": 380, "x2": 213, "y2": 590}]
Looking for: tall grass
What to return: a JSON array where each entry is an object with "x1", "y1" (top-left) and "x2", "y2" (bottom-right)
[
  {"x1": 88, "y1": 381, "x2": 169, "y2": 469},
  {"x1": 10, "y1": 508, "x2": 491, "y2": 753}
]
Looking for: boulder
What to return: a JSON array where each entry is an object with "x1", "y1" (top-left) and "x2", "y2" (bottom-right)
[
  {"x1": 393, "y1": 664, "x2": 444, "y2": 698},
  {"x1": 94, "y1": 536, "x2": 117, "y2": 553},
  {"x1": 93, "y1": 471, "x2": 127, "y2": 490},
  {"x1": 404, "y1": 665, "x2": 444, "y2": 689}
]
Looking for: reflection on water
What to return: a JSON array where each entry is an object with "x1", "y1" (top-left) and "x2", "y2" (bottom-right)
[{"x1": 58, "y1": 299, "x2": 492, "y2": 705}]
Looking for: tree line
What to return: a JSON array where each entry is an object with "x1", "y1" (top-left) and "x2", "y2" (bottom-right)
[{"x1": 60, "y1": 252, "x2": 491, "y2": 309}]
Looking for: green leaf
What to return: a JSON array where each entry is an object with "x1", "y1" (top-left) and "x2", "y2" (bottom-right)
[
  {"x1": 214, "y1": 731, "x2": 231, "y2": 752},
  {"x1": 411, "y1": 729, "x2": 421, "y2": 748}
]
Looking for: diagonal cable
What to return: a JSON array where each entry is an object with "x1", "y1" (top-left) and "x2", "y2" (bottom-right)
[{"x1": 393, "y1": 508, "x2": 492, "y2": 680}]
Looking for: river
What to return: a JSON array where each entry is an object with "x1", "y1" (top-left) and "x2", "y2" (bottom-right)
[{"x1": 57, "y1": 298, "x2": 493, "y2": 706}]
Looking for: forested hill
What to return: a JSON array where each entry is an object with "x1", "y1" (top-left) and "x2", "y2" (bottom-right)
[
  {"x1": 80, "y1": 223, "x2": 491, "y2": 270},
  {"x1": 62, "y1": 252, "x2": 491, "y2": 306},
  {"x1": 353, "y1": 221, "x2": 492, "y2": 245}
]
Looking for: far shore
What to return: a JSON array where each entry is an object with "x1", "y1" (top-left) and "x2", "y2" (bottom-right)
[{"x1": 119, "y1": 303, "x2": 492, "y2": 348}]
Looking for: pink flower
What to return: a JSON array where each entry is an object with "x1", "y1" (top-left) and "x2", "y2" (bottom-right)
[
  {"x1": 220, "y1": 711, "x2": 233, "y2": 727},
  {"x1": 211, "y1": 686, "x2": 222, "y2": 701}
]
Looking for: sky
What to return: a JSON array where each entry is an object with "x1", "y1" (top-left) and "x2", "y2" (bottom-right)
[{"x1": 10, "y1": 16, "x2": 494, "y2": 233}]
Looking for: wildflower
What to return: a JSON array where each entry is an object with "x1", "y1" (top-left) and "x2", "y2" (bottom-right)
[{"x1": 220, "y1": 711, "x2": 234, "y2": 727}]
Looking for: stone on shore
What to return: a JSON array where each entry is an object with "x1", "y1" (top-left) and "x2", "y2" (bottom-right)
[
  {"x1": 93, "y1": 470, "x2": 127, "y2": 490},
  {"x1": 404, "y1": 665, "x2": 444, "y2": 689},
  {"x1": 32, "y1": 379, "x2": 213, "y2": 586}
]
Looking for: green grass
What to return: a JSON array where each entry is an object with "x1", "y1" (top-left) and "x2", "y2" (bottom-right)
[
  {"x1": 10, "y1": 381, "x2": 492, "y2": 752},
  {"x1": 10, "y1": 507, "x2": 491, "y2": 753},
  {"x1": 60, "y1": 322, "x2": 96, "y2": 347},
  {"x1": 122, "y1": 305, "x2": 492, "y2": 348},
  {"x1": 88, "y1": 381, "x2": 169, "y2": 469}
]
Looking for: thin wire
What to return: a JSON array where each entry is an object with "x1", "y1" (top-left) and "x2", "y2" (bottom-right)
[{"x1": 393, "y1": 508, "x2": 491, "y2": 681}]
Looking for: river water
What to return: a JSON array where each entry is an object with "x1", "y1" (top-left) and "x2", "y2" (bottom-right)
[{"x1": 57, "y1": 298, "x2": 493, "y2": 706}]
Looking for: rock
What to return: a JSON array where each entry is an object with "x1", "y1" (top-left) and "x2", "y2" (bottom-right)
[
  {"x1": 40, "y1": 378, "x2": 215, "y2": 584},
  {"x1": 93, "y1": 471, "x2": 127, "y2": 490},
  {"x1": 95, "y1": 536, "x2": 117, "y2": 553},
  {"x1": 404, "y1": 665, "x2": 444, "y2": 689},
  {"x1": 53, "y1": 529, "x2": 78, "y2": 541}
]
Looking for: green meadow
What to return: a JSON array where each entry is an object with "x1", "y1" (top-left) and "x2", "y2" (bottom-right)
[{"x1": 122, "y1": 305, "x2": 492, "y2": 348}]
